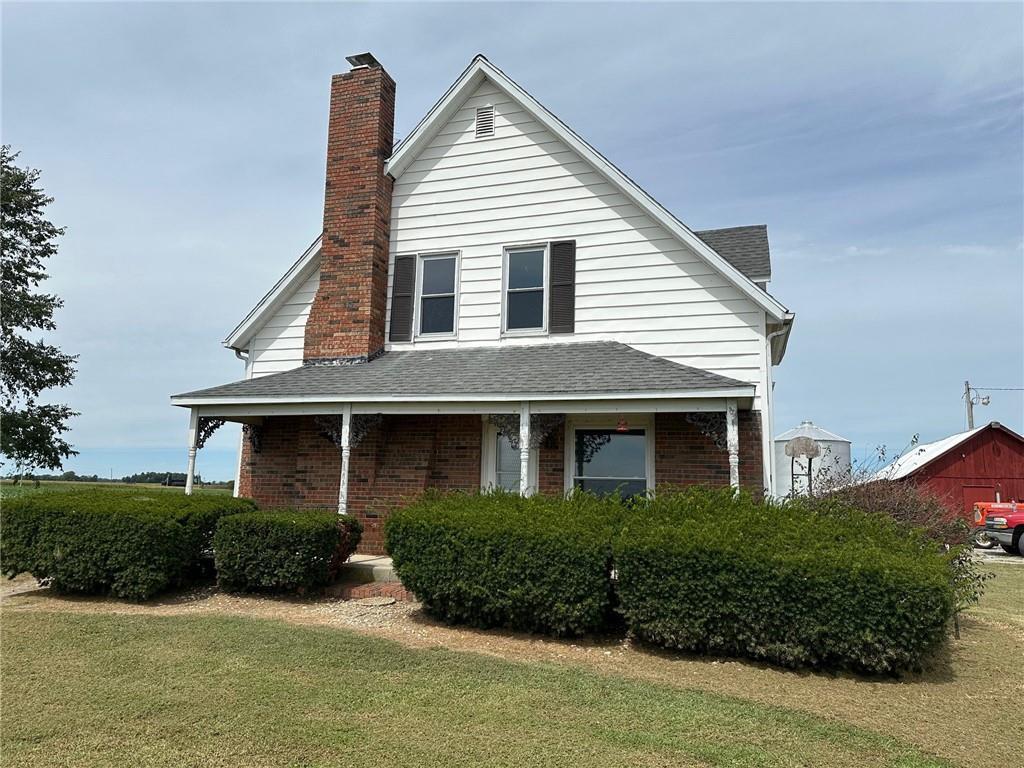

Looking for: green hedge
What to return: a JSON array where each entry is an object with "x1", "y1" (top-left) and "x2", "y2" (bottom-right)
[
  {"x1": 385, "y1": 490, "x2": 623, "y2": 636},
  {"x1": 212, "y1": 509, "x2": 362, "y2": 593},
  {"x1": 614, "y1": 487, "x2": 956, "y2": 674},
  {"x1": 1, "y1": 489, "x2": 256, "y2": 600}
]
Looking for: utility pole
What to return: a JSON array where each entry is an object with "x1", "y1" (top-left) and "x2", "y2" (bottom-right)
[{"x1": 964, "y1": 380, "x2": 974, "y2": 430}]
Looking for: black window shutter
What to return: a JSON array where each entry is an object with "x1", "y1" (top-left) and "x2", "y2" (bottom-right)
[
  {"x1": 389, "y1": 255, "x2": 416, "y2": 342},
  {"x1": 548, "y1": 240, "x2": 576, "y2": 334}
]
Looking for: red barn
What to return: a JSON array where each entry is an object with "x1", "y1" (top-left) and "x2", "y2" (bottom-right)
[{"x1": 884, "y1": 422, "x2": 1024, "y2": 520}]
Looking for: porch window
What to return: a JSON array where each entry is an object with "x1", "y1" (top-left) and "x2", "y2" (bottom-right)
[
  {"x1": 418, "y1": 253, "x2": 457, "y2": 335},
  {"x1": 495, "y1": 433, "x2": 520, "y2": 491},
  {"x1": 504, "y1": 246, "x2": 546, "y2": 331},
  {"x1": 573, "y1": 428, "x2": 647, "y2": 498}
]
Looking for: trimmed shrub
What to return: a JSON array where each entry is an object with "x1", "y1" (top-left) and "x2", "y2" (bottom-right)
[
  {"x1": 385, "y1": 490, "x2": 623, "y2": 636},
  {"x1": 213, "y1": 510, "x2": 362, "y2": 593},
  {"x1": 614, "y1": 487, "x2": 956, "y2": 674},
  {"x1": 803, "y1": 485, "x2": 989, "y2": 612},
  {"x1": 1, "y1": 489, "x2": 256, "y2": 600}
]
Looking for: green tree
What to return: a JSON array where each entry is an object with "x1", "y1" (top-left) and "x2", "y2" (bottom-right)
[{"x1": 1, "y1": 145, "x2": 78, "y2": 476}]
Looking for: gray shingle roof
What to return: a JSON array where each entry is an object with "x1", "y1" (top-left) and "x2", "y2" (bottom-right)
[
  {"x1": 174, "y1": 342, "x2": 749, "y2": 402},
  {"x1": 695, "y1": 225, "x2": 771, "y2": 281}
]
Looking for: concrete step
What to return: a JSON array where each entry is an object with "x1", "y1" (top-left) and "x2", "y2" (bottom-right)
[{"x1": 340, "y1": 554, "x2": 399, "y2": 584}]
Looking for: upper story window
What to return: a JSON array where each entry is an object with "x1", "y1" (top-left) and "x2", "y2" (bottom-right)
[
  {"x1": 504, "y1": 245, "x2": 547, "y2": 333},
  {"x1": 418, "y1": 253, "x2": 458, "y2": 336}
]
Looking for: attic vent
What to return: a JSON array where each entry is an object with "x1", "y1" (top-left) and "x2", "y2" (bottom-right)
[{"x1": 475, "y1": 105, "x2": 495, "y2": 138}]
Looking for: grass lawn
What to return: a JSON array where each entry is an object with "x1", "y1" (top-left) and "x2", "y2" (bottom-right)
[
  {"x1": 2, "y1": 559, "x2": 1019, "y2": 767},
  {"x1": 0, "y1": 479, "x2": 230, "y2": 498},
  {"x1": 1, "y1": 610, "x2": 951, "y2": 768}
]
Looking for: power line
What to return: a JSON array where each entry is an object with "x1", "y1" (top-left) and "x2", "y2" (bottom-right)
[{"x1": 973, "y1": 386, "x2": 1024, "y2": 391}]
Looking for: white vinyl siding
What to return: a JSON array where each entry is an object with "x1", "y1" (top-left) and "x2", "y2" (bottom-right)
[
  {"x1": 384, "y1": 78, "x2": 768, "y2": 403},
  {"x1": 248, "y1": 270, "x2": 318, "y2": 377},
  {"x1": 238, "y1": 77, "x2": 770, "y2": 403}
]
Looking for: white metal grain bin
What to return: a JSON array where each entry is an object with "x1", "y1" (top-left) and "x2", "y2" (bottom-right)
[{"x1": 774, "y1": 421, "x2": 852, "y2": 497}]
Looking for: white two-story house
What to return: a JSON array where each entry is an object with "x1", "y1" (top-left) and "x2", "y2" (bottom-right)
[{"x1": 172, "y1": 53, "x2": 794, "y2": 554}]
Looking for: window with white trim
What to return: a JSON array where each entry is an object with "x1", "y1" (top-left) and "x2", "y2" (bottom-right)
[
  {"x1": 480, "y1": 422, "x2": 537, "y2": 492},
  {"x1": 494, "y1": 433, "x2": 520, "y2": 491},
  {"x1": 504, "y1": 245, "x2": 546, "y2": 332},
  {"x1": 572, "y1": 428, "x2": 647, "y2": 498},
  {"x1": 417, "y1": 253, "x2": 457, "y2": 336}
]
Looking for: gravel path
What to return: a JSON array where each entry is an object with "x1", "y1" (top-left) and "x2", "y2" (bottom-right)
[
  {"x1": 0, "y1": 573, "x2": 630, "y2": 665},
  {"x1": 975, "y1": 548, "x2": 1024, "y2": 565}
]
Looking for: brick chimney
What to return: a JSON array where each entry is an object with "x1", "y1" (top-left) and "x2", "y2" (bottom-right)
[{"x1": 304, "y1": 53, "x2": 395, "y2": 364}]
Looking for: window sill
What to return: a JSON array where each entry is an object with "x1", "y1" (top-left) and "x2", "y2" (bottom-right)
[
  {"x1": 414, "y1": 332, "x2": 458, "y2": 341},
  {"x1": 501, "y1": 329, "x2": 548, "y2": 339}
]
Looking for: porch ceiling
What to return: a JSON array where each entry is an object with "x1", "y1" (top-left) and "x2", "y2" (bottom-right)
[{"x1": 171, "y1": 342, "x2": 754, "y2": 410}]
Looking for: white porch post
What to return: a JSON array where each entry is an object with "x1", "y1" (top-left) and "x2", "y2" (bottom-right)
[
  {"x1": 185, "y1": 408, "x2": 199, "y2": 496},
  {"x1": 338, "y1": 404, "x2": 352, "y2": 515},
  {"x1": 726, "y1": 398, "x2": 740, "y2": 490},
  {"x1": 519, "y1": 401, "x2": 532, "y2": 496}
]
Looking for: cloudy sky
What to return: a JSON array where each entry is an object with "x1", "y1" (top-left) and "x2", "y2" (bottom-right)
[{"x1": 3, "y1": 1, "x2": 1022, "y2": 481}]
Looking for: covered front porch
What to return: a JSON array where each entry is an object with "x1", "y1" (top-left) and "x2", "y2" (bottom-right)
[
  {"x1": 171, "y1": 342, "x2": 763, "y2": 553},
  {"x1": 176, "y1": 397, "x2": 759, "y2": 554}
]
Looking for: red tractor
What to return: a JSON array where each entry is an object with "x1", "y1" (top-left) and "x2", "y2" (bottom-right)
[{"x1": 976, "y1": 501, "x2": 1024, "y2": 555}]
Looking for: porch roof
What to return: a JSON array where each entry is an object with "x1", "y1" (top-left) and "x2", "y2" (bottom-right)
[{"x1": 172, "y1": 342, "x2": 752, "y2": 406}]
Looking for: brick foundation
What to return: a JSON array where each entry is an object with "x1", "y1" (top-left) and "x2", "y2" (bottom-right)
[
  {"x1": 334, "y1": 582, "x2": 414, "y2": 602},
  {"x1": 240, "y1": 410, "x2": 765, "y2": 555}
]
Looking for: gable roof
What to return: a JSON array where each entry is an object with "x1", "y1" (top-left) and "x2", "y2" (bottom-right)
[
  {"x1": 173, "y1": 341, "x2": 752, "y2": 405},
  {"x1": 695, "y1": 226, "x2": 771, "y2": 282},
  {"x1": 878, "y1": 422, "x2": 1024, "y2": 480},
  {"x1": 225, "y1": 56, "x2": 795, "y2": 353},
  {"x1": 387, "y1": 55, "x2": 791, "y2": 323}
]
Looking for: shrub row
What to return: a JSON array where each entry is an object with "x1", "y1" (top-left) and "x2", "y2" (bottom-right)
[
  {"x1": 1, "y1": 489, "x2": 362, "y2": 600},
  {"x1": 385, "y1": 487, "x2": 957, "y2": 673},
  {"x1": 213, "y1": 509, "x2": 362, "y2": 593},
  {"x1": 386, "y1": 490, "x2": 623, "y2": 636},
  {"x1": 1, "y1": 489, "x2": 256, "y2": 600},
  {"x1": 614, "y1": 489, "x2": 955, "y2": 673}
]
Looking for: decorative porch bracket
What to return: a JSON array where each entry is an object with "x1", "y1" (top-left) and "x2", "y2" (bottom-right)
[
  {"x1": 185, "y1": 414, "x2": 227, "y2": 496},
  {"x1": 242, "y1": 423, "x2": 263, "y2": 454},
  {"x1": 487, "y1": 413, "x2": 564, "y2": 450},
  {"x1": 684, "y1": 412, "x2": 727, "y2": 451},
  {"x1": 316, "y1": 413, "x2": 380, "y2": 450},
  {"x1": 196, "y1": 417, "x2": 225, "y2": 449}
]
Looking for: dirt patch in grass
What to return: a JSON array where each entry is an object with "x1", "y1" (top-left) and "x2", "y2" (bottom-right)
[{"x1": 3, "y1": 563, "x2": 1020, "y2": 768}]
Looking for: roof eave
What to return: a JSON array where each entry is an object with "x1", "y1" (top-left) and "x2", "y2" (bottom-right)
[
  {"x1": 170, "y1": 385, "x2": 756, "y2": 408},
  {"x1": 223, "y1": 234, "x2": 322, "y2": 351}
]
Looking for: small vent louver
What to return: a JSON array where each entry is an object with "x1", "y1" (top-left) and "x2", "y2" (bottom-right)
[{"x1": 475, "y1": 105, "x2": 495, "y2": 138}]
